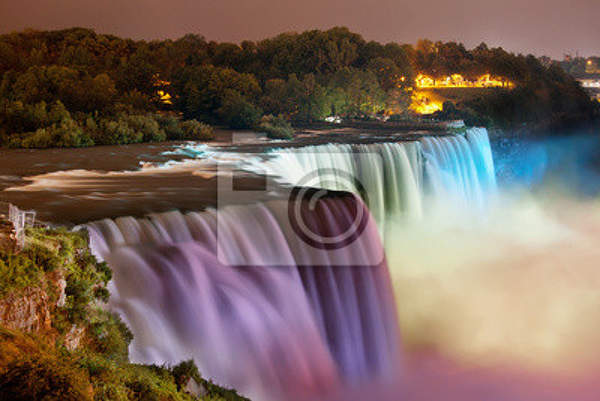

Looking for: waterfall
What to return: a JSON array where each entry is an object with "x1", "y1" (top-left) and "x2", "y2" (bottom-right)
[
  {"x1": 87, "y1": 127, "x2": 498, "y2": 400},
  {"x1": 254, "y1": 127, "x2": 496, "y2": 238},
  {"x1": 88, "y1": 192, "x2": 401, "y2": 401},
  {"x1": 419, "y1": 127, "x2": 496, "y2": 212},
  {"x1": 255, "y1": 142, "x2": 423, "y2": 227}
]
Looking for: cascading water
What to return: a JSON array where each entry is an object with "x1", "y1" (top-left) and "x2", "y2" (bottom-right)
[
  {"x1": 87, "y1": 127, "x2": 501, "y2": 400},
  {"x1": 253, "y1": 127, "x2": 496, "y2": 239},
  {"x1": 419, "y1": 127, "x2": 496, "y2": 211},
  {"x1": 88, "y1": 192, "x2": 401, "y2": 401}
]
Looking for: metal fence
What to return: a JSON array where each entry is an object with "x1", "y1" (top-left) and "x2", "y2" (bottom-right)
[{"x1": 8, "y1": 204, "x2": 36, "y2": 250}]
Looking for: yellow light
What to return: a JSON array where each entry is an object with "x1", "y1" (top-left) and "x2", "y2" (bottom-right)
[
  {"x1": 152, "y1": 73, "x2": 172, "y2": 87},
  {"x1": 157, "y1": 90, "x2": 173, "y2": 105},
  {"x1": 410, "y1": 90, "x2": 443, "y2": 114},
  {"x1": 415, "y1": 73, "x2": 512, "y2": 89}
]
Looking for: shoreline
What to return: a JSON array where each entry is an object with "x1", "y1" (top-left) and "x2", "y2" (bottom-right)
[{"x1": 0, "y1": 125, "x2": 453, "y2": 224}]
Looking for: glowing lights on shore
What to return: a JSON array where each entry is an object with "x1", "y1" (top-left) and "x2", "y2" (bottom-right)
[
  {"x1": 410, "y1": 90, "x2": 444, "y2": 114},
  {"x1": 408, "y1": 72, "x2": 514, "y2": 114},
  {"x1": 415, "y1": 73, "x2": 513, "y2": 89}
]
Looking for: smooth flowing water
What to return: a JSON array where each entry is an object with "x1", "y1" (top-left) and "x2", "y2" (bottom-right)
[
  {"x1": 88, "y1": 192, "x2": 400, "y2": 401},
  {"x1": 87, "y1": 128, "x2": 600, "y2": 400},
  {"x1": 252, "y1": 127, "x2": 496, "y2": 241}
]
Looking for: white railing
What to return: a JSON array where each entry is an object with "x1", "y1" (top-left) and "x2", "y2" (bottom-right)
[{"x1": 8, "y1": 204, "x2": 36, "y2": 250}]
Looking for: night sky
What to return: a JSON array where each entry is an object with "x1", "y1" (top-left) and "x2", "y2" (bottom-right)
[{"x1": 1, "y1": 0, "x2": 599, "y2": 59}]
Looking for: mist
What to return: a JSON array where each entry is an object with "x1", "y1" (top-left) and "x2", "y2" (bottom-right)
[{"x1": 385, "y1": 133, "x2": 600, "y2": 399}]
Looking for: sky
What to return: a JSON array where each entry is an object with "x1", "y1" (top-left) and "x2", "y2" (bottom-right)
[{"x1": 1, "y1": 0, "x2": 599, "y2": 59}]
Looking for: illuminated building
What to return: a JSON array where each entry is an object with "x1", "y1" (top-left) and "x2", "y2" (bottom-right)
[
  {"x1": 409, "y1": 72, "x2": 514, "y2": 114},
  {"x1": 578, "y1": 78, "x2": 600, "y2": 89},
  {"x1": 585, "y1": 59, "x2": 600, "y2": 74},
  {"x1": 415, "y1": 73, "x2": 513, "y2": 88}
]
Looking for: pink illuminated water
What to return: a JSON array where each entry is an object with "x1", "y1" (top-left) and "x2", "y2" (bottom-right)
[{"x1": 88, "y1": 193, "x2": 400, "y2": 400}]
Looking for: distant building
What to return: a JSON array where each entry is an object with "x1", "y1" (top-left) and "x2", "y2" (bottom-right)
[
  {"x1": 414, "y1": 73, "x2": 512, "y2": 89},
  {"x1": 576, "y1": 72, "x2": 600, "y2": 101},
  {"x1": 585, "y1": 59, "x2": 600, "y2": 74},
  {"x1": 578, "y1": 77, "x2": 600, "y2": 88}
]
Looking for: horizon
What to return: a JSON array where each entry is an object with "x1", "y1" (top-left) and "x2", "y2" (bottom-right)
[
  {"x1": 1, "y1": 24, "x2": 597, "y2": 62},
  {"x1": 1, "y1": 0, "x2": 599, "y2": 59}
]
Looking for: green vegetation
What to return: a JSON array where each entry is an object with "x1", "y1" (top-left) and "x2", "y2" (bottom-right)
[
  {"x1": 0, "y1": 227, "x2": 248, "y2": 401},
  {"x1": 0, "y1": 99, "x2": 214, "y2": 148},
  {"x1": 217, "y1": 90, "x2": 262, "y2": 129},
  {"x1": 0, "y1": 328, "x2": 249, "y2": 401},
  {"x1": 0, "y1": 227, "x2": 107, "y2": 300},
  {"x1": 0, "y1": 27, "x2": 596, "y2": 148},
  {"x1": 256, "y1": 115, "x2": 294, "y2": 139}
]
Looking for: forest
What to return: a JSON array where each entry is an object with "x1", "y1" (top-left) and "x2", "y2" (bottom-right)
[{"x1": 0, "y1": 27, "x2": 596, "y2": 148}]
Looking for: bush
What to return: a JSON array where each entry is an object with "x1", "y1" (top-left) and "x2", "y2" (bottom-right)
[
  {"x1": 170, "y1": 360, "x2": 200, "y2": 390},
  {"x1": 123, "y1": 114, "x2": 166, "y2": 142},
  {"x1": 0, "y1": 100, "x2": 51, "y2": 133},
  {"x1": 12, "y1": 128, "x2": 54, "y2": 148},
  {"x1": 97, "y1": 117, "x2": 142, "y2": 145},
  {"x1": 0, "y1": 254, "x2": 44, "y2": 296},
  {"x1": 180, "y1": 119, "x2": 214, "y2": 140},
  {"x1": 170, "y1": 360, "x2": 250, "y2": 401},
  {"x1": 156, "y1": 114, "x2": 184, "y2": 140},
  {"x1": 87, "y1": 312, "x2": 133, "y2": 361},
  {"x1": 52, "y1": 117, "x2": 94, "y2": 147},
  {"x1": 0, "y1": 353, "x2": 92, "y2": 401},
  {"x1": 4, "y1": 102, "x2": 93, "y2": 148},
  {"x1": 218, "y1": 91, "x2": 262, "y2": 129},
  {"x1": 0, "y1": 232, "x2": 79, "y2": 296},
  {"x1": 1, "y1": 101, "x2": 215, "y2": 148},
  {"x1": 256, "y1": 115, "x2": 294, "y2": 139}
]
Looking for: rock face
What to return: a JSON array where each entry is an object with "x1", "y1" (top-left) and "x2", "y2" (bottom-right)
[
  {"x1": 64, "y1": 325, "x2": 86, "y2": 351},
  {"x1": 0, "y1": 270, "x2": 67, "y2": 334},
  {"x1": 0, "y1": 286, "x2": 52, "y2": 332},
  {"x1": 185, "y1": 378, "x2": 208, "y2": 398},
  {"x1": 0, "y1": 270, "x2": 87, "y2": 350}
]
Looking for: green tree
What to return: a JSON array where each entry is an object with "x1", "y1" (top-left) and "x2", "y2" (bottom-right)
[
  {"x1": 218, "y1": 90, "x2": 263, "y2": 129},
  {"x1": 328, "y1": 68, "x2": 386, "y2": 117}
]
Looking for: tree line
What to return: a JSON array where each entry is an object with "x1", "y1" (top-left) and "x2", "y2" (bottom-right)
[{"x1": 0, "y1": 27, "x2": 596, "y2": 147}]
